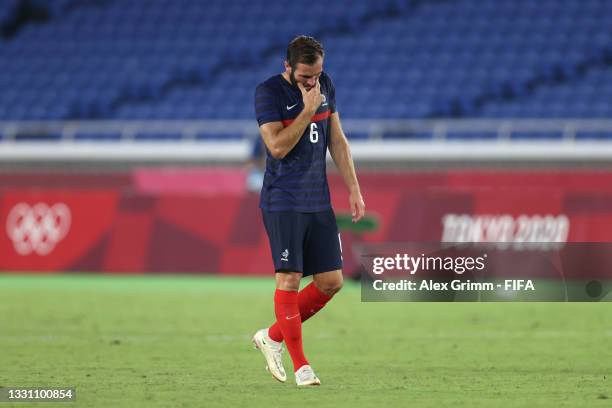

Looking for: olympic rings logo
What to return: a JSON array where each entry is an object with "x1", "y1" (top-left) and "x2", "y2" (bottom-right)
[{"x1": 6, "y1": 202, "x2": 71, "y2": 256}]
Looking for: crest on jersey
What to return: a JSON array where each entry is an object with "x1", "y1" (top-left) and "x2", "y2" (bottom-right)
[{"x1": 281, "y1": 249, "x2": 289, "y2": 262}]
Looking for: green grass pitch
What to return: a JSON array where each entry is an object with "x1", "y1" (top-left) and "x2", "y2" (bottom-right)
[{"x1": 0, "y1": 274, "x2": 611, "y2": 407}]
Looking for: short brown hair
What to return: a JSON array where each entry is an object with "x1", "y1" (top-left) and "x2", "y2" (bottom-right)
[{"x1": 286, "y1": 35, "x2": 324, "y2": 68}]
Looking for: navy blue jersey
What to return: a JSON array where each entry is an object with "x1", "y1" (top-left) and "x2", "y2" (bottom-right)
[{"x1": 254, "y1": 72, "x2": 337, "y2": 212}]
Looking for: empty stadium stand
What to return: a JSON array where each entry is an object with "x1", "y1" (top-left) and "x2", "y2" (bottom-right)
[{"x1": 0, "y1": 0, "x2": 611, "y2": 142}]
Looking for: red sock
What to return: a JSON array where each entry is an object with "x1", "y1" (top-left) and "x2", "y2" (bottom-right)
[
  {"x1": 268, "y1": 282, "x2": 333, "y2": 343},
  {"x1": 274, "y1": 289, "x2": 308, "y2": 371}
]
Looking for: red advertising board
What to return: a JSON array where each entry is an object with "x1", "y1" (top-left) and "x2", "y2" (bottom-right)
[{"x1": 1, "y1": 169, "x2": 612, "y2": 275}]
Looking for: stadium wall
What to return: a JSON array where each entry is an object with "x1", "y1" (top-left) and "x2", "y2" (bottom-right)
[{"x1": 2, "y1": 168, "x2": 612, "y2": 276}]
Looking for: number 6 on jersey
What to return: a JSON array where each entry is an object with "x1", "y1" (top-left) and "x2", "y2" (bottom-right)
[{"x1": 309, "y1": 123, "x2": 319, "y2": 143}]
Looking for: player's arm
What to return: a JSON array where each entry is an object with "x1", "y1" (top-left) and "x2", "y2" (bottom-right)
[
  {"x1": 328, "y1": 112, "x2": 365, "y2": 222},
  {"x1": 259, "y1": 82, "x2": 323, "y2": 159}
]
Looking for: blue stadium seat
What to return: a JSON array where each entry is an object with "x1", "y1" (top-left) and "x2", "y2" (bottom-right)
[{"x1": 0, "y1": 0, "x2": 612, "y2": 142}]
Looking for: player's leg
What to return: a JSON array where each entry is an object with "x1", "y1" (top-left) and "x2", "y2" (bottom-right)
[
  {"x1": 302, "y1": 209, "x2": 344, "y2": 316},
  {"x1": 292, "y1": 210, "x2": 343, "y2": 386},
  {"x1": 267, "y1": 209, "x2": 343, "y2": 342},
  {"x1": 253, "y1": 210, "x2": 310, "y2": 383},
  {"x1": 273, "y1": 271, "x2": 310, "y2": 374},
  {"x1": 271, "y1": 271, "x2": 320, "y2": 386},
  {"x1": 267, "y1": 271, "x2": 340, "y2": 343},
  {"x1": 312, "y1": 268, "x2": 343, "y2": 296}
]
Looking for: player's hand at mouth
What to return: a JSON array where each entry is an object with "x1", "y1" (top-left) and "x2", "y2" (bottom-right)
[{"x1": 298, "y1": 80, "x2": 323, "y2": 116}]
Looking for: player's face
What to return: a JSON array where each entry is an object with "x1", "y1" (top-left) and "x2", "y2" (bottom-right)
[{"x1": 286, "y1": 57, "x2": 323, "y2": 91}]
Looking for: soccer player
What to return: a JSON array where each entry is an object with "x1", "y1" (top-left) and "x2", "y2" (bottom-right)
[{"x1": 252, "y1": 35, "x2": 365, "y2": 386}]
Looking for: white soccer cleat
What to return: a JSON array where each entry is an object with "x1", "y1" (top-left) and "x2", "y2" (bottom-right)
[
  {"x1": 295, "y1": 364, "x2": 321, "y2": 387},
  {"x1": 252, "y1": 329, "x2": 287, "y2": 383}
]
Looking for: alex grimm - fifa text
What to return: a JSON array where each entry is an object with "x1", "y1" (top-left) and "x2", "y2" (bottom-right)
[{"x1": 360, "y1": 243, "x2": 612, "y2": 302}]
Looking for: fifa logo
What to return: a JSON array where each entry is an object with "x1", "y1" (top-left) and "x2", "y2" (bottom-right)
[
  {"x1": 281, "y1": 249, "x2": 289, "y2": 262},
  {"x1": 6, "y1": 202, "x2": 71, "y2": 256}
]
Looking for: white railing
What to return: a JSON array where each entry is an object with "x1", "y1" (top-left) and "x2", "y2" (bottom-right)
[{"x1": 1, "y1": 119, "x2": 612, "y2": 161}]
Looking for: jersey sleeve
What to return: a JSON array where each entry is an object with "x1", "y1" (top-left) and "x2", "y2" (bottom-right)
[
  {"x1": 254, "y1": 83, "x2": 282, "y2": 126},
  {"x1": 324, "y1": 73, "x2": 337, "y2": 113}
]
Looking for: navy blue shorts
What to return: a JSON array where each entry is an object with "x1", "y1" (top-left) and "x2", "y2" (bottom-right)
[{"x1": 261, "y1": 209, "x2": 343, "y2": 277}]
